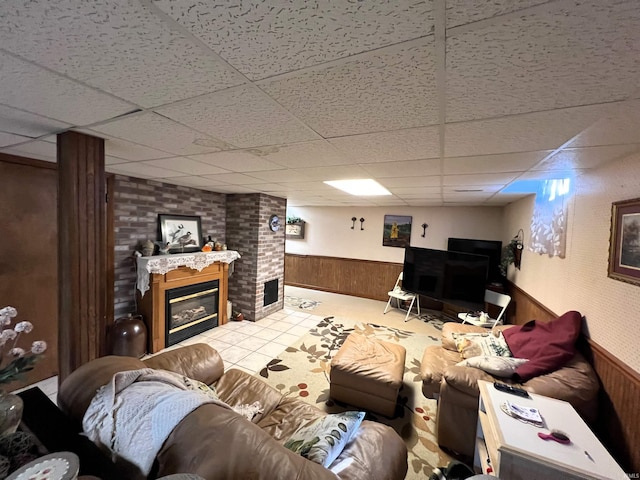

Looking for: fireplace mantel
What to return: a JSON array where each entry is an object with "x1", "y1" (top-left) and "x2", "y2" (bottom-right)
[
  {"x1": 136, "y1": 250, "x2": 240, "y2": 296},
  {"x1": 137, "y1": 253, "x2": 238, "y2": 353}
]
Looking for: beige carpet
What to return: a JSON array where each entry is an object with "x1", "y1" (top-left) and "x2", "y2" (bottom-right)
[{"x1": 257, "y1": 314, "x2": 454, "y2": 479}]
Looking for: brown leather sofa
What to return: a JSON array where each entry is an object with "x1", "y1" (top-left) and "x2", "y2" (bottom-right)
[
  {"x1": 420, "y1": 323, "x2": 599, "y2": 459},
  {"x1": 58, "y1": 343, "x2": 408, "y2": 480}
]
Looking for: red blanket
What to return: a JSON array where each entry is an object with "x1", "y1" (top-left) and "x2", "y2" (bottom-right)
[{"x1": 502, "y1": 310, "x2": 582, "y2": 382}]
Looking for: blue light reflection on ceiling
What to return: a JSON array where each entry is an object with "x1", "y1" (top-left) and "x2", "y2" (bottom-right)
[{"x1": 502, "y1": 178, "x2": 573, "y2": 197}]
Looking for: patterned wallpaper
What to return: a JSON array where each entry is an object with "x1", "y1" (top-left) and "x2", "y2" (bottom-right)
[{"x1": 503, "y1": 152, "x2": 640, "y2": 373}]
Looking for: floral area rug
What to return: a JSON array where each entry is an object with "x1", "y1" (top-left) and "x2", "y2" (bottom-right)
[
  {"x1": 284, "y1": 296, "x2": 321, "y2": 311},
  {"x1": 257, "y1": 316, "x2": 453, "y2": 478}
]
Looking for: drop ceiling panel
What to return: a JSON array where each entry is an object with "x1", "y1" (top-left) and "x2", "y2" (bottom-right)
[
  {"x1": 0, "y1": 132, "x2": 30, "y2": 147},
  {"x1": 361, "y1": 158, "x2": 441, "y2": 178},
  {"x1": 156, "y1": 85, "x2": 319, "y2": 148},
  {"x1": 200, "y1": 185, "x2": 259, "y2": 194},
  {"x1": 0, "y1": 52, "x2": 133, "y2": 125},
  {"x1": 329, "y1": 126, "x2": 440, "y2": 163},
  {"x1": 154, "y1": 0, "x2": 433, "y2": 80},
  {"x1": 443, "y1": 184, "x2": 503, "y2": 193},
  {"x1": 519, "y1": 169, "x2": 587, "y2": 180},
  {"x1": 444, "y1": 104, "x2": 612, "y2": 157},
  {"x1": 568, "y1": 101, "x2": 640, "y2": 148},
  {"x1": 446, "y1": 0, "x2": 640, "y2": 122},
  {"x1": 443, "y1": 151, "x2": 548, "y2": 174},
  {"x1": 256, "y1": 141, "x2": 350, "y2": 169},
  {"x1": 0, "y1": 139, "x2": 55, "y2": 161},
  {"x1": 246, "y1": 170, "x2": 312, "y2": 183},
  {"x1": 259, "y1": 39, "x2": 437, "y2": 138},
  {"x1": 160, "y1": 176, "x2": 228, "y2": 188},
  {"x1": 294, "y1": 165, "x2": 372, "y2": 181},
  {"x1": 189, "y1": 150, "x2": 284, "y2": 173},
  {"x1": 92, "y1": 113, "x2": 222, "y2": 156},
  {"x1": 389, "y1": 186, "x2": 442, "y2": 195},
  {"x1": 444, "y1": 173, "x2": 518, "y2": 186},
  {"x1": 0, "y1": 0, "x2": 245, "y2": 108},
  {"x1": 535, "y1": 145, "x2": 640, "y2": 171},
  {"x1": 143, "y1": 158, "x2": 232, "y2": 176},
  {"x1": 102, "y1": 137, "x2": 175, "y2": 161},
  {"x1": 202, "y1": 173, "x2": 267, "y2": 185},
  {"x1": 105, "y1": 162, "x2": 186, "y2": 179},
  {"x1": 446, "y1": 0, "x2": 550, "y2": 28},
  {"x1": 0, "y1": 105, "x2": 70, "y2": 137},
  {"x1": 378, "y1": 176, "x2": 442, "y2": 188}
]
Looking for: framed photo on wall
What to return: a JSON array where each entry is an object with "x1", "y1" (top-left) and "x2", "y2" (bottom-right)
[
  {"x1": 158, "y1": 214, "x2": 203, "y2": 254},
  {"x1": 608, "y1": 197, "x2": 640, "y2": 286},
  {"x1": 383, "y1": 215, "x2": 412, "y2": 248},
  {"x1": 285, "y1": 221, "x2": 305, "y2": 239}
]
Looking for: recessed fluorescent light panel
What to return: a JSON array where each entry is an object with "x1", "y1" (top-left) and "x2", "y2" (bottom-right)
[{"x1": 324, "y1": 179, "x2": 391, "y2": 196}]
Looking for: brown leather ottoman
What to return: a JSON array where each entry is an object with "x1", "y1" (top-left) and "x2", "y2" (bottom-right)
[{"x1": 330, "y1": 333, "x2": 406, "y2": 417}]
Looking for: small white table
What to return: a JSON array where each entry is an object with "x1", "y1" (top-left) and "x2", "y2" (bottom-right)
[{"x1": 475, "y1": 380, "x2": 627, "y2": 479}]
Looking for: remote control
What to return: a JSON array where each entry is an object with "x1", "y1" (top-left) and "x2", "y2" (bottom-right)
[{"x1": 493, "y1": 382, "x2": 530, "y2": 398}]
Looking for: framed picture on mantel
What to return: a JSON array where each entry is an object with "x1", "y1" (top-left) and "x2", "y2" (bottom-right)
[
  {"x1": 158, "y1": 214, "x2": 203, "y2": 254},
  {"x1": 608, "y1": 197, "x2": 640, "y2": 286}
]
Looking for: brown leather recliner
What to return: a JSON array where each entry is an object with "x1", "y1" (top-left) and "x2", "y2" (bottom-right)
[
  {"x1": 58, "y1": 343, "x2": 408, "y2": 480},
  {"x1": 420, "y1": 323, "x2": 599, "y2": 459}
]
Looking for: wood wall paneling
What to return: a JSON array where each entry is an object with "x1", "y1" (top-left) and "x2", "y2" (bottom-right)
[
  {"x1": 0, "y1": 154, "x2": 58, "y2": 389},
  {"x1": 57, "y1": 132, "x2": 108, "y2": 382}
]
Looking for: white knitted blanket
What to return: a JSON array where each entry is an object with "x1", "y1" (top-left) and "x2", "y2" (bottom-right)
[{"x1": 82, "y1": 368, "x2": 231, "y2": 478}]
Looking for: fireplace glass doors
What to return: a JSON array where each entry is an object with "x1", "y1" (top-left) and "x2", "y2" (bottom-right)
[{"x1": 166, "y1": 280, "x2": 219, "y2": 347}]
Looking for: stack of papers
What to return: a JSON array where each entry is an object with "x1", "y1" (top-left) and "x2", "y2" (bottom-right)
[{"x1": 504, "y1": 400, "x2": 544, "y2": 427}]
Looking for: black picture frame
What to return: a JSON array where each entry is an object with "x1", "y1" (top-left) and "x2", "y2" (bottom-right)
[
  {"x1": 608, "y1": 197, "x2": 640, "y2": 286},
  {"x1": 158, "y1": 214, "x2": 203, "y2": 254}
]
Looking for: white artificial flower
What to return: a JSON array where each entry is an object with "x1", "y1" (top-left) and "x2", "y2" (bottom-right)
[
  {"x1": 14, "y1": 321, "x2": 33, "y2": 333},
  {"x1": 0, "y1": 316, "x2": 10, "y2": 326},
  {"x1": 31, "y1": 341, "x2": 47, "y2": 355},
  {"x1": 0, "y1": 307, "x2": 17, "y2": 318},
  {"x1": 1, "y1": 329, "x2": 17, "y2": 341},
  {"x1": 10, "y1": 347, "x2": 25, "y2": 358}
]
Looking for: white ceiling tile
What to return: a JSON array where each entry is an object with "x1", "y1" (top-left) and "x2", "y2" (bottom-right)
[
  {"x1": 406, "y1": 199, "x2": 444, "y2": 207},
  {"x1": 105, "y1": 156, "x2": 128, "y2": 166},
  {"x1": 446, "y1": 1, "x2": 550, "y2": 28},
  {"x1": 103, "y1": 137, "x2": 174, "y2": 161},
  {"x1": 160, "y1": 176, "x2": 228, "y2": 188},
  {"x1": 209, "y1": 185, "x2": 260, "y2": 194},
  {"x1": 252, "y1": 183, "x2": 288, "y2": 192},
  {"x1": 0, "y1": 0, "x2": 245, "y2": 108},
  {"x1": 105, "y1": 162, "x2": 186, "y2": 179},
  {"x1": 443, "y1": 151, "x2": 549, "y2": 174},
  {"x1": 444, "y1": 173, "x2": 519, "y2": 186},
  {"x1": 257, "y1": 141, "x2": 350, "y2": 168},
  {"x1": 0, "y1": 105, "x2": 70, "y2": 137},
  {"x1": 0, "y1": 131, "x2": 30, "y2": 147},
  {"x1": 0, "y1": 51, "x2": 133, "y2": 125},
  {"x1": 379, "y1": 176, "x2": 442, "y2": 188},
  {"x1": 154, "y1": 0, "x2": 433, "y2": 80},
  {"x1": 202, "y1": 173, "x2": 266, "y2": 185},
  {"x1": 92, "y1": 113, "x2": 222, "y2": 156},
  {"x1": 189, "y1": 150, "x2": 284, "y2": 173},
  {"x1": 443, "y1": 185, "x2": 503, "y2": 193},
  {"x1": 361, "y1": 158, "x2": 441, "y2": 178},
  {"x1": 444, "y1": 104, "x2": 613, "y2": 157},
  {"x1": 446, "y1": 0, "x2": 640, "y2": 122},
  {"x1": 246, "y1": 170, "x2": 311, "y2": 183},
  {"x1": 519, "y1": 169, "x2": 587, "y2": 180},
  {"x1": 294, "y1": 165, "x2": 372, "y2": 181},
  {"x1": 329, "y1": 126, "x2": 440, "y2": 163},
  {"x1": 156, "y1": 85, "x2": 319, "y2": 148},
  {"x1": 388, "y1": 187, "x2": 442, "y2": 195},
  {"x1": 0, "y1": 139, "x2": 56, "y2": 161},
  {"x1": 535, "y1": 145, "x2": 640, "y2": 171},
  {"x1": 143, "y1": 158, "x2": 232, "y2": 176},
  {"x1": 259, "y1": 39, "x2": 437, "y2": 138},
  {"x1": 568, "y1": 100, "x2": 640, "y2": 148}
]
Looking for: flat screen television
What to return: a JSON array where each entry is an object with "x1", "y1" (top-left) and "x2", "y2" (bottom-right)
[
  {"x1": 447, "y1": 238, "x2": 503, "y2": 284},
  {"x1": 402, "y1": 246, "x2": 489, "y2": 311}
]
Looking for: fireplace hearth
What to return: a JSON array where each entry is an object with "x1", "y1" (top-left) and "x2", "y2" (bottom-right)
[{"x1": 166, "y1": 280, "x2": 219, "y2": 346}]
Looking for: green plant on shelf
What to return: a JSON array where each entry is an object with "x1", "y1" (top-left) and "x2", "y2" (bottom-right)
[{"x1": 286, "y1": 216, "x2": 303, "y2": 224}]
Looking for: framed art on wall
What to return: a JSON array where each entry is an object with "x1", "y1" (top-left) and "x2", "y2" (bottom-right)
[
  {"x1": 158, "y1": 214, "x2": 203, "y2": 254},
  {"x1": 285, "y1": 221, "x2": 305, "y2": 239},
  {"x1": 608, "y1": 197, "x2": 640, "y2": 286},
  {"x1": 382, "y1": 215, "x2": 412, "y2": 248}
]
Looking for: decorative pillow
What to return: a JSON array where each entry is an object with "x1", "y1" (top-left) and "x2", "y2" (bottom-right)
[
  {"x1": 457, "y1": 356, "x2": 529, "y2": 377},
  {"x1": 284, "y1": 411, "x2": 366, "y2": 467},
  {"x1": 452, "y1": 331, "x2": 513, "y2": 359}
]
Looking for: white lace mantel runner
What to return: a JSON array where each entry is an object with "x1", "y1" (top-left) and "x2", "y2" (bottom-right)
[{"x1": 136, "y1": 250, "x2": 241, "y2": 296}]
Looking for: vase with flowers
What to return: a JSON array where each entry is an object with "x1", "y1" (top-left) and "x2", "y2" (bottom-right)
[{"x1": 0, "y1": 306, "x2": 47, "y2": 436}]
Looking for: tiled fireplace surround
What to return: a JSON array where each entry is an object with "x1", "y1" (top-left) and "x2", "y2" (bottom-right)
[{"x1": 113, "y1": 175, "x2": 286, "y2": 323}]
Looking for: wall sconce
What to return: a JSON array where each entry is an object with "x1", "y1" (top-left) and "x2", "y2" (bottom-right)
[
  {"x1": 351, "y1": 217, "x2": 357, "y2": 229},
  {"x1": 421, "y1": 223, "x2": 429, "y2": 237},
  {"x1": 512, "y1": 229, "x2": 524, "y2": 269},
  {"x1": 359, "y1": 217, "x2": 365, "y2": 230}
]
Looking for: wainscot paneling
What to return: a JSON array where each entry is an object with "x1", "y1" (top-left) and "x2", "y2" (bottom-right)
[
  {"x1": 285, "y1": 254, "x2": 402, "y2": 302},
  {"x1": 508, "y1": 281, "x2": 640, "y2": 475}
]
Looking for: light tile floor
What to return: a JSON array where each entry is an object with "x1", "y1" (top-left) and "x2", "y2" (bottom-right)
[{"x1": 13, "y1": 307, "x2": 325, "y2": 406}]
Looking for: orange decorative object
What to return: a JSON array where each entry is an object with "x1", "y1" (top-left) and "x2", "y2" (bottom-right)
[{"x1": 201, "y1": 244, "x2": 212, "y2": 252}]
